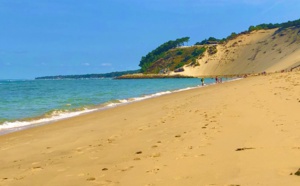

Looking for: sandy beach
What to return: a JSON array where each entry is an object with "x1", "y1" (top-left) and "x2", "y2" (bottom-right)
[{"x1": 0, "y1": 71, "x2": 299, "y2": 186}]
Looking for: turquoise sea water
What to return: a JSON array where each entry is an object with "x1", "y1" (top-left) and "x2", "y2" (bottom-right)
[{"x1": 0, "y1": 78, "x2": 217, "y2": 133}]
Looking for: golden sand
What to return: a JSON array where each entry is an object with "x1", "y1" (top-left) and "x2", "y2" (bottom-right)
[
  {"x1": 0, "y1": 71, "x2": 299, "y2": 186},
  {"x1": 172, "y1": 28, "x2": 300, "y2": 77}
]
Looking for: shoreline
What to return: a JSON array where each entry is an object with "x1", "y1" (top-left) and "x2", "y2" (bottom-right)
[
  {"x1": 0, "y1": 78, "x2": 228, "y2": 136},
  {"x1": 0, "y1": 71, "x2": 299, "y2": 185},
  {"x1": 115, "y1": 74, "x2": 194, "y2": 79}
]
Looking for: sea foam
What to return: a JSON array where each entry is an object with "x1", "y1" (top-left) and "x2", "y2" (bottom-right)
[
  {"x1": 0, "y1": 86, "x2": 197, "y2": 133},
  {"x1": 1, "y1": 77, "x2": 237, "y2": 134},
  {"x1": 0, "y1": 108, "x2": 96, "y2": 132}
]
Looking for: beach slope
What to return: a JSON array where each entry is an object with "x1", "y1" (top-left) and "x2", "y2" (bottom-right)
[{"x1": 0, "y1": 71, "x2": 299, "y2": 186}]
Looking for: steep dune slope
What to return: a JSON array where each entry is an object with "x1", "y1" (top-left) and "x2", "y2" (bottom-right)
[{"x1": 173, "y1": 27, "x2": 300, "y2": 76}]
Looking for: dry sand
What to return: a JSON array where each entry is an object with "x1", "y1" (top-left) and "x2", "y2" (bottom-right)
[{"x1": 0, "y1": 71, "x2": 299, "y2": 186}]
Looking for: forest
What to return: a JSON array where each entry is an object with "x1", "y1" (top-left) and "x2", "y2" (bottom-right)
[{"x1": 35, "y1": 70, "x2": 140, "y2": 79}]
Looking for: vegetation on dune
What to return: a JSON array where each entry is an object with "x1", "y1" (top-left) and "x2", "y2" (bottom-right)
[
  {"x1": 139, "y1": 18, "x2": 300, "y2": 74},
  {"x1": 143, "y1": 46, "x2": 206, "y2": 74},
  {"x1": 194, "y1": 32, "x2": 242, "y2": 46},
  {"x1": 195, "y1": 19, "x2": 300, "y2": 47},
  {"x1": 195, "y1": 37, "x2": 225, "y2": 45},
  {"x1": 226, "y1": 32, "x2": 239, "y2": 40},
  {"x1": 140, "y1": 18, "x2": 300, "y2": 75},
  {"x1": 248, "y1": 18, "x2": 300, "y2": 32},
  {"x1": 139, "y1": 37, "x2": 190, "y2": 72},
  {"x1": 207, "y1": 45, "x2": 218, "y2": 55}
]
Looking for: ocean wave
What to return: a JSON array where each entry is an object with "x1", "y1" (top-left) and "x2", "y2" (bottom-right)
[
  {"x1": 0, "y1": 108, "x2": 97, "y2": 131},
  {"x1": 0, "y1": 79, "x2": 237, "y2": 134}
]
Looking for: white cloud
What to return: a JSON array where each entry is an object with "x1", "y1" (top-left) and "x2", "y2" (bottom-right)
[
  {"x1": 101, "y1": 63, "x2": 112, "y2": 67},
  {"x1": 82, "y1": 62, "x2": 90, "y2": 66}
]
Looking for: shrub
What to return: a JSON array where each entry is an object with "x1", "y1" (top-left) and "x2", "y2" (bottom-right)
[
  {"x1": 176, "y1": 50, "x2": 183, "y2": 55},
  {"x1": 208, "y1": 46, "x2": 217, "y2": 55}
]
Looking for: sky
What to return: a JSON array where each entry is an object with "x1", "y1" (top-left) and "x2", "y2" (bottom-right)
[{"x1": 0, "y1": 0, "x2": 299, "y2": 79}]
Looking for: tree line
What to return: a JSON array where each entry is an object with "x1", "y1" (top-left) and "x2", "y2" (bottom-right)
[
  {"x1": 195, "y1": 18, "x2": 300, "y2": 46},
  {"x1": 139, "y1": 37, "x2": 190, "y2": 72},
  {"x1": 248, "y1": 18, "x2": 300, "y2": 32},
  {"x1": 35, "y1": 70, "x2": 140, "y2": 80}
]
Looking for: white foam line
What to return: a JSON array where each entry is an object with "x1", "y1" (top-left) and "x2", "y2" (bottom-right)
[
  {"x1": 0, "y1": 78, "x2": 240, "y2": 134},
  {"x1": 0, "y1": 108, "x2": 97, "y2": 131}
]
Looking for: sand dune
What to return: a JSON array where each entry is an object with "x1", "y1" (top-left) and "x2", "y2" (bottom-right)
[
  {"x1": 173, "y1": 27, "x2": 300, "y2": 77},
  {"x1": 0, "y1": 71, "x2": 299, "y2": 186}
]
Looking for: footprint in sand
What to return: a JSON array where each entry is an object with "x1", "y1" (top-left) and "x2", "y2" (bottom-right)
[
  {"x1": 31, "y1": 162, "x2": 43, "y2": 171},
  {"x1": 119, "y1": 166, "x2": 134, "y2": 172},
  {"x1": 194, "y1": 154, "x2": 205, "y2": 157},
  {"x1": 294, "y1": 168, "x2": 300, "y2": 176},
  {"x1": 161, "y1": 120, "x2": 166, "y2": 124},
  {"x1": 150, "y1": 153, "x2": 161, "y2": 158},
  {"x1": 107, "y1": 135, "x2": 121, "y2": 143},
  {"x1": 99, "y1": 180, "x2": 118, "y2": 185},
  {"x1": 235, "y1": 147, "x2": 255, "y2": 151},
  {"x1": 86, "y1": 177, "x2": 96, "y2": 181},
  {"x1": 32, "y1": 166, "x2": 43, "y2": 171},
  {"x1": 146, "y1": 168, "x2": 160, "y2": 174},
  {"x1": 138, "y1": 127, "x2": 144, "y2": 131},
  {"x1": 136, "y1": 151, "x2": 143, "y2": 154},
  {"x1": 76, "y1": 147, "x2": 84, "y2": 154}
]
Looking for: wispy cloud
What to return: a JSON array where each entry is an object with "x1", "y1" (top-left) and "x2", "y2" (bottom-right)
[
  {"x1": 196, "y1": 0, "x2": 279, "y2": 6},
  {"x1": 101, "y1": 63, "x2": 112, "y2": 67},
  {"x1": 260, "y1": 0, "x2": 283, "y2": 15},
  {"x1": 82, "y1": 62, "x2": 90, "y2": 66}
]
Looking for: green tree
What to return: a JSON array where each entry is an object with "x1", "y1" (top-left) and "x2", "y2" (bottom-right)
[
  {"x1": 226, "y1": 32, "x2": 237, "y2": 40},
  {"x1": 139, "y1": 37, "x2": 190, "y2": 72}
]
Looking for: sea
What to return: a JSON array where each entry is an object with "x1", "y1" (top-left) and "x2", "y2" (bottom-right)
[{"x1": 0, "y1": 78, "x2": 218, "y2": 134}]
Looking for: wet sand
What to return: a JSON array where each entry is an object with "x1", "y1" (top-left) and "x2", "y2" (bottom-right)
[{"x1": 0, "y1": 71, "x2": 299, "y2": 186}]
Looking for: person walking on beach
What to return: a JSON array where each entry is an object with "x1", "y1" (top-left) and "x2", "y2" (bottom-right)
[
  {"x1": 201, "y1": 78, "x2": 204, "y2": 86},
  {"x1": 215, "y1": 76, "x2": 218, "y2": 84}
]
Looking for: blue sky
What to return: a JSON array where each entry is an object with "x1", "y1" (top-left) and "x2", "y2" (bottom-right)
[{"x1": 0, "y1": 0, "x2": 299, "y2": 79}]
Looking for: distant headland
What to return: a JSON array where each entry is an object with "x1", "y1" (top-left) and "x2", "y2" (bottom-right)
[{"x1": 35, "y1": 70, "x2": 140, "y2": 80}]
